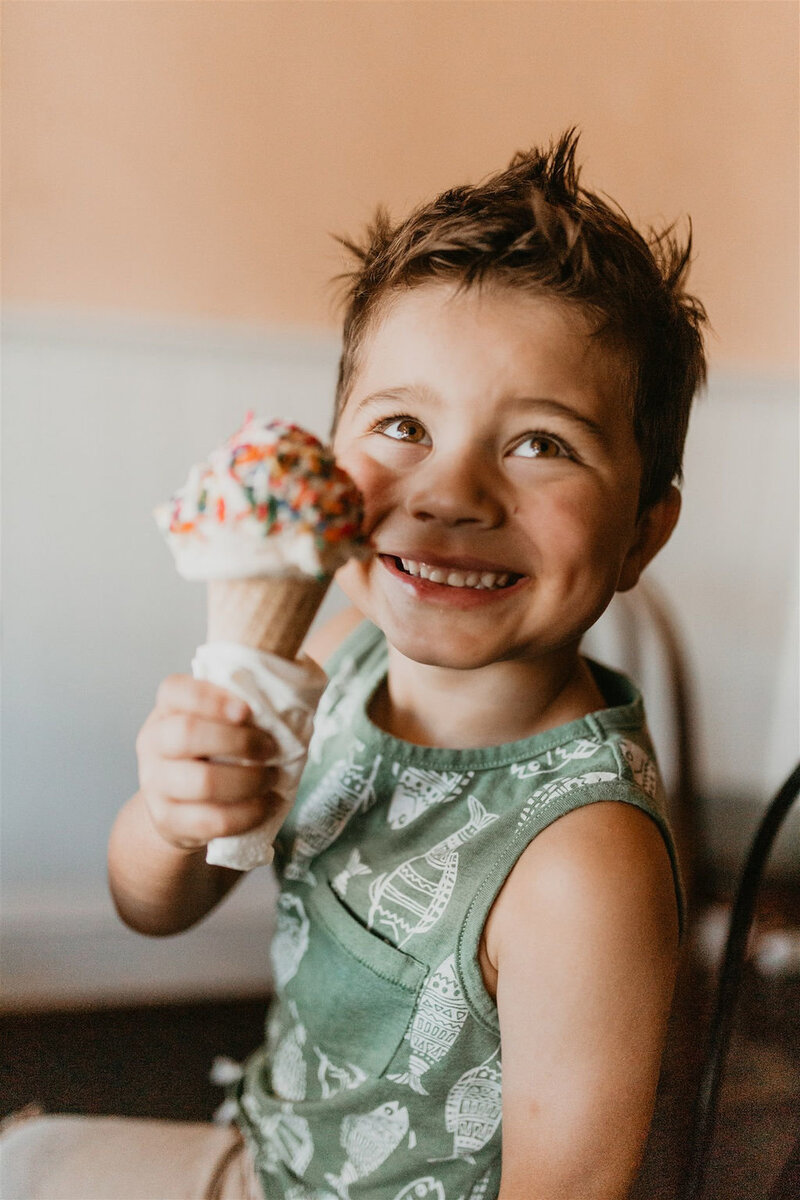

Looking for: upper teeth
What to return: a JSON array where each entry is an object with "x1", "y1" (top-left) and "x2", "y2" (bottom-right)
[{"x1": 398, "y1": 559, "x2": 512, "y2": 589}]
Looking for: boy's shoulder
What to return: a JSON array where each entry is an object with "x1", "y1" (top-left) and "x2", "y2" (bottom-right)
[
  {"x1": 303, "y1": 604, "x2": 366, "y2": 668},
  {"x1": 481, "y1": 791, "x2": 680, "y2": 988}
]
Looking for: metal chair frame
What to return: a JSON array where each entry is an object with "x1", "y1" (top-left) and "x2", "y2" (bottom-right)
[{"x1": 680, "y1": 761, "x2": 800, "y2": 1200}]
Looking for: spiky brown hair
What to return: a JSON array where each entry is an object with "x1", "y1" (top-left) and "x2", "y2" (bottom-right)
[{"x1": 333, "y1": 130, "x2": 707, "y2": 510}]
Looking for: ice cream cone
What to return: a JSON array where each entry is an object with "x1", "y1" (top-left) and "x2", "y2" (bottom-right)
[
  {"x1": 206, "y1": 575, "x2": 329, "y2": 660},
  {"x1": 200, "y1": 576, "x2": 331, "y2": 870},
  {"x1": 156, "y1": 415, "x2": 368, "y2": 871}
]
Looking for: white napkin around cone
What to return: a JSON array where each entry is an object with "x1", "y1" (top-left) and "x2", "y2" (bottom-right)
[{"x1": 191, "y1": 642, "x2": 328, "y2": 869}]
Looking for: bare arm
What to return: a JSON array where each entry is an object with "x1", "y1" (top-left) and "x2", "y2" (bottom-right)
[
  {"x1": 108, "y1": 790, "x2": 243, "y2": 936},
  {"x1": 487, "y1": 802, "x2": 679, "y2": 1200}
]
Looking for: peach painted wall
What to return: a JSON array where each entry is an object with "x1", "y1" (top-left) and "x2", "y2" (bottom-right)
[
  {"x1": 4, "y1": 2, "x2": 799, "y2": 1006},
  {"x1": 3, "y1": 1, "x2": 798, "y2": 371}
]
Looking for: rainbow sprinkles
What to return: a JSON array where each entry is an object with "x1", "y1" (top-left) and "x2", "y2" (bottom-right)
[{"x1": 156, "y1": 414, "x2": 368, "y2": 582}]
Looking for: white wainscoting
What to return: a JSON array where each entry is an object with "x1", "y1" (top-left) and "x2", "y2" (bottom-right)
[
  {"x1": 1, "y1": 870, "x2": 278, "y2": 1011},
  {"x1": 2, "y1": 310, "x2": 797, "y2": 1008}
]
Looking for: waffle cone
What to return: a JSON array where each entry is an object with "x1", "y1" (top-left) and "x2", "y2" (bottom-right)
[{"x1": 206, "y1": 575, "x2": 329, "y2": 659}]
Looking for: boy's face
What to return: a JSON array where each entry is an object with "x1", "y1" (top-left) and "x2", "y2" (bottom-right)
[{"x1": 334, "y1": 282, "x2": 673, "y2": 672}]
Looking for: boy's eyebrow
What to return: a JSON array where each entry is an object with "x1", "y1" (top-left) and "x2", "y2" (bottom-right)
[
  {"x1": 350, "y1": 386, "x2": 441, "y2": 415},
  {"x1": 498, "y1": 395, "x2": 612, "y2": 447}
]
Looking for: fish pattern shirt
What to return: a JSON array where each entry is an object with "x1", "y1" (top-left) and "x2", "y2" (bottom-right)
[{"x1": 233, "y1": 621, "x2": 683, "y2": 1200}]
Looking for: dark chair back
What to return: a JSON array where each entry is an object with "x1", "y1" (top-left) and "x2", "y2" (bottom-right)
[{"x1": 681, "y1": 762, "x2": 800, "y2": 1200}]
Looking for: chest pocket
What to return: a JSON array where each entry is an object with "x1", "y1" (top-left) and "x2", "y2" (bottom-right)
[{"x1": 282, "y1": 880, "x2": 427, "y2": 1081}]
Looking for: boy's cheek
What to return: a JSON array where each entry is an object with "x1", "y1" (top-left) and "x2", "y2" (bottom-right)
[
  {"x1": 334, "y1": 558, "x2": 372, "y2": 610},
  {"x1": 544, "y1": 484, "x2": 636, "y2": 549},
  {"x1": 336, "y1": 450, "x2": 397, "y2": 532}
]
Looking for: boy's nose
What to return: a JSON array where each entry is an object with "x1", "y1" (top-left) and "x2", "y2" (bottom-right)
[{"x1": 404, "y1": 453, "x2": 505, "y2": 528}]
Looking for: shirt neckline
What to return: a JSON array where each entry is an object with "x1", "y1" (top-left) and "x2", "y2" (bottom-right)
[{"x1": 340, "y1": 623, "x2": 645, "y2": 771}]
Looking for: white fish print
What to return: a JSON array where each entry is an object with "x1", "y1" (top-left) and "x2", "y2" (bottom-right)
[
  {"x1": 515, "y1": 771, "x2": 618, "y2": 831},
  {"x1": 442, "y1": 1047, "x2": 502, "y2": 1163},
  {"x1": 391, "y1": 1178, "x2": 446, "y2": 1200},
  {"x1": 308, "y1": 656, "x2": 360, "y2": 765},
  {"x1": 368, "y1": 795, "x2": 498, "y2": 946},
  {"x1": 241, "y1": 1090, "x2": 260, "y2": 1125},
  {"x1": 388, "y1": 954, "x2": 469, "y2": 1094},
  {"x1": 313, "y1": 1046, "x2": 368, "y2": 1099},
  {"x1": 331, "y1": 848, "x2": 372, "y2": 899},
  {"x1": 285, "y1": 1188, "x2": 338, "y2": 1200},
  {"x1": 325, "y1": 1101, "x2": 410, "y2": 1199},
  {"x1": 286, "y1": 747, "x2": 382, "y2": 885},
  {"x1": 255, "y1": 1103, "x2": 314, "y2": 1178},
  {"x1": 458, "y1": 1166, "x2": 493, "y2": 1199},
  {"x1": 618, "y1": 738, "x2": 660, "y2": 799},
  {"x1": 509, "y1": 737, "x2": 602, "y2": 781},
  {"x1": 271, "y1": 1002, "x2": 307, "y2": 1102},
  {"x1": 270, "y1": 893, "x2": 310, "y2": 989},
  {"x1": 387, "y1": 768, "x2": 474, "y2": 829}
]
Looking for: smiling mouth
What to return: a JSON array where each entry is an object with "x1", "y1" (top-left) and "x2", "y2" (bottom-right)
[{"x1": 388, "y1": 555, "x2": 523, "y2": 591}]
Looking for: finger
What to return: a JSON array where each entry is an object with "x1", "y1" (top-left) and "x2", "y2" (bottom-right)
[
  {"x1": 154, "y1": 675, "x2": 252, "y2": 724},
  {"x1": 151, "y1": 714, "x2": 278, "y2": 764},
  {"x1": 144, "y1": 758, "x2": 278, "y2": 804},
  {"x1": 149, "y1": 797, "x2": 277, "y2": 849}
]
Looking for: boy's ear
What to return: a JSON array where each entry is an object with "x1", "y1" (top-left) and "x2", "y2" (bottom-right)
[{"x1": 617, "y1": 485, "x2": 682, "y2": 593}]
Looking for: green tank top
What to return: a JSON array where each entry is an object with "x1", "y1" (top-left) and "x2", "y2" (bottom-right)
[{"x1": 233, "y1": 620, "x2": 682, "y2": 1200}]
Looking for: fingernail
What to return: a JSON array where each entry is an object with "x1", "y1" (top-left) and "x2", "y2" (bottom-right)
[{"x1": 227, "y1": 700, "x2": 250, "y2": 721}]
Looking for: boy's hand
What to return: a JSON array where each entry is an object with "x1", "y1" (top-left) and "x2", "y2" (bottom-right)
[{"x1": 136, "y1": 675, "x2": 281, "y2": 853}]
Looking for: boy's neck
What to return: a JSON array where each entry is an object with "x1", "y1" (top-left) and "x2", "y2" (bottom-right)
[{"x1": 371, "y1": 644, "x2": 607, "y2": 749}]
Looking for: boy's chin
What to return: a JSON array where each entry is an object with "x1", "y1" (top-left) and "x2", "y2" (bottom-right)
[{"x1": 385, "y1": 626, "x2": 514, "y2": 672}]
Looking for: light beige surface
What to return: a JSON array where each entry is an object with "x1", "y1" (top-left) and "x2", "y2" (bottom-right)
[
  {"x1": 3, "y1": 1, "x2": 798, "y2": 370},
  {"x1": 0, "y1": 1115, "x2": 262, "y2": 1200}
]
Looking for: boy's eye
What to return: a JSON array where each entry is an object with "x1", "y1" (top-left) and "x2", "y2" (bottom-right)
[
  {"x1": 510, "y1": 433, "x2": 567, "y2": 459},
  {"x1": 376, "y1": 416, "x2": 431, "y2": 445}
]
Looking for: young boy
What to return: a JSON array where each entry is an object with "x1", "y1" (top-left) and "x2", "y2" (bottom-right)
[{"x1": 3, "y1": 132, "x2": 706, "y2": 1199}]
